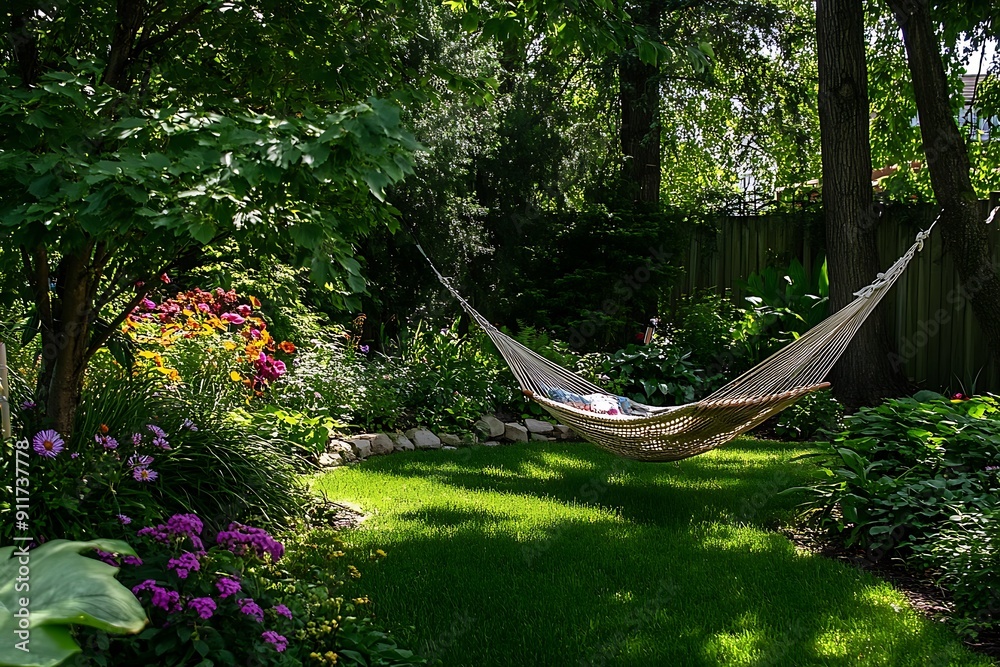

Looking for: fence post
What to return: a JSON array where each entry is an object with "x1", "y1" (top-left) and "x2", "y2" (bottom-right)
[{"x1": 0, "y1": 341, "x2": 10, "y2": 439}]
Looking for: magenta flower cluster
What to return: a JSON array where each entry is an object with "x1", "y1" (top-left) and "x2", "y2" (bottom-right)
[
  {"x1": 167, "y1": 551, "x2": 202, "y2": 579},
  {"x1": 132, "y1": 580, "x2": 182, "y2": 613},
  {"x1": 253, "y1": 352, "x2": 287, "y2": 383},
  {"x1": 137, "y1": 513, "x2": 205, "y2": 551},
  {"x1": 130, "y1": 514, "x2": 291, "y2": 654},
  {"x1": 216, "y1": 523, "x2": 284, "y2": 561}
]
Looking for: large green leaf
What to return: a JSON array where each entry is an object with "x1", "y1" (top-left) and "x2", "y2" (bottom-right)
[{"x1": 0, "y1": 539, "x2": 148, "y2": 667}]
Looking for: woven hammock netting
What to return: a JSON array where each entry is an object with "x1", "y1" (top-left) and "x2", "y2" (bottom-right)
[{"x1": 417, "y1": 221, "x2": 942, "y2": 462}]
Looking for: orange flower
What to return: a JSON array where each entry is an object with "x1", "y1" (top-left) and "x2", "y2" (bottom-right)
[
  {"x1": 279, "y1": 341, "x2": 296, "y2": 354},
  {"x1": 99, "y1": 424, "x2": 109, "y2": 435}
]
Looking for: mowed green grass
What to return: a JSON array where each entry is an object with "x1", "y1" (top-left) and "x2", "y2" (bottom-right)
[{"x1": 313, "y1": 439, "x2": 992, "y2": 667}]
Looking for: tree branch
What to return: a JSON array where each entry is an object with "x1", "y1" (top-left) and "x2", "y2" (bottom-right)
[{"x1": 133, "y1": 3, "x2": 210, "y2": 56}]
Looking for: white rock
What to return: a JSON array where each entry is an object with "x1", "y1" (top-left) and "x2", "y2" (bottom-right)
[
  {"x1": 504, "y1": 422, "x2": 529, "y2": 442},
  {"x1": 348, "y1": 438, "x2": 372, "y2": 459},
  {"x1": 530, "y1": 433, "x2": 555, "y2": 442},
  {"x1": 364, "y1": 433, "x2": 394, "y2": 456},
  {"x1": 524, "y1": 418, "x2": 555, "y2": 434},
  {"x1": 391, "y1": 432, "x2": 415, "y2": 451},
  {"x1": 483, "y1": 441, "x2": 500, "y2": 447},
  {"x1": 477, "y1": 415, "x2": 506, "y2": 438},
  {"x1": 318, "y1": 452, "x2": 343, "y2": 467},
  {"x1": 328, "y1": 439, "x2": 357, "y2": 463},
  {"x1": 442, "y1": 445, "x2": 458, "y2": 451},
  {"x1": 554, "y1": 424, "x2": 575, "y2": 440},
  {"x1": 438, "y1": 433, "x2": 463, "y2": 447},
  {"x1": 406, "y1": 428, "x2": 442, "y2": 449}
]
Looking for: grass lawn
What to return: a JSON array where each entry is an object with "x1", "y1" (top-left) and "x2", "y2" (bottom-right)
[{"x1": 313, "y1": 438, "x2": 993, "y2": 667}]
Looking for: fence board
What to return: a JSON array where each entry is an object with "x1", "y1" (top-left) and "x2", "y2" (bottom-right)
[{"x1": 674, "y1": 203, "x2": 1000, "y2": 393}]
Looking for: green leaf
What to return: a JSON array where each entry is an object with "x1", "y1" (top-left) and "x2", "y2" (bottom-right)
[{"x1": 0, "y1": 540, "x2": 147, "y2": 667}]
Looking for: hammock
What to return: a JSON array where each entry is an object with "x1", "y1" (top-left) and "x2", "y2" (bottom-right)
[{"x1": 414, "y1": 219, "x2": 940, "y2": 462}]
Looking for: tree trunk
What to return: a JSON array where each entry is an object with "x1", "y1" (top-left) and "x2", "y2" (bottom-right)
[
  {"x1": 886, "y1": 0, "x2": 1000, "y2": 381},
  {"x1": 817, "y1": 0, "x2": 909, "y2": 408},
  {"x1": 619, "y1": 1, "x2": 662, "y2": 206}
]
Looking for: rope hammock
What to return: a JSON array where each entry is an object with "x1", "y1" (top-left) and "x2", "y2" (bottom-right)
[{"x1": 414, "y1": 217, "x2": 942, "y2": 462}]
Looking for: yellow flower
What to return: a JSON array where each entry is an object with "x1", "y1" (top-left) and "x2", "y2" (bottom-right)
[{"x1": 230, "y1": 371, "x2": 242, "y2": 382}]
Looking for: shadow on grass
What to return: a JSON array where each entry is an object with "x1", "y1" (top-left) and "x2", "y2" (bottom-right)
[
  {"x1": 357, "y1": 439, "x2": 813, "y2": 529},
  {"x1": 322, "y1": 440, "x2": 986, "y2": 666}
]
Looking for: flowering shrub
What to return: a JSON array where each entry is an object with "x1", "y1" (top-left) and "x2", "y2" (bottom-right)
[
  {"x1": 73, "y1": 515, "x2": 429, "y2": 667},
  {"x1": 123, "y1": 287, "x2": 295, "y2": 394},
  {"x1": 75, "y1": 513, "x2": 298, "y2": 666}
]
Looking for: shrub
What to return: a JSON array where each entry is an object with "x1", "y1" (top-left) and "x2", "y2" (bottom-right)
[
  {"x1": 794, "y1": 392, "x2": 1000, "y2": 635},
  {"x1": 774, "y1": 389, "x2": 844, "y2": 441},
  {"x1": 356, "y1": 321, "x2": 516, "y2": 433},
  {"x1": 924, "y1": 505, "x2": 1000, "y2": 636},
  {"x1": 596, "y1": 340, "x2": 726, "y2": 406},
  {"x1": 1, "y1": 369, "x2": 306, "y2": 544},
  {"x1": 73, "y1": 515, "x2": 429, "y2": 667},
  {"x1": 797, "y1": 392, "x2": 999, "y2": 552}
]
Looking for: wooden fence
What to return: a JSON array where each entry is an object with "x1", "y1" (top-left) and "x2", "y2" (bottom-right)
[{"x1": 673, "y1": 201, "x2": 1000, "y2": 394}]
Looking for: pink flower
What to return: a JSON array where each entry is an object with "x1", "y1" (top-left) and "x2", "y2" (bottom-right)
[
  {"x1": 160, "y1": 273, "x2": 171, "y2": 284},
  {"x1": 197, "y1": 303, "x2": 211, "y2": 312},
  {"x1": 221, "y1": 312, "x2": 245, "y2": 325},
  {"x1": 236, "y1": 304, "x2": 252, "y2": 317}
]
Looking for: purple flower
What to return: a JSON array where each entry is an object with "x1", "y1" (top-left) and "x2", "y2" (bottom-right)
[
  {"x1": 133, "y1": 467, "x2": 159, "y2": 482},
  {"x1": 152, "y1": 436, "x2": 171, "y2": 450},
  {"x1": 215, "y1": 576, "x2": 241, "y2": 598},
  {"x1": 188, "y1": 597, "x2": 216, "y2": 620},
  {"x1": 147, "y1": 424, "x2": 167, "y2": 439},
  {"x1": 20, "y1": 401, "x2": 36, "y2": 410},
  {"x1": 237, "y1": 598, "x2": 264, "y2": 622},
  {"x1": 132, "y1": 580, "x2": 181, "y2": 612},
  {"x1": 70, "y1": 452, "x2": 80, "y2": 459},
  {"x1": 216, "y1": 523, "x2": 284, "y2": 561},
  {"x1": 138, "y1": 514, "x2": 204, "y2": 550},
  {"x1": 253, "y1": 353, "x2": 286, "y2": 382},
  {"x1": 181, "y1": 418, "x2": 198, "y2": 431},
  {"x1": 131, "y1": 433, "x2": 143, "y2": 446},
  {"x1": 128, "y1": 453, "x2": 154, "y2": 468},
  {"x1": 359, "y1": 344, "x2": 370, "y2": 354},
  {"x1": 273, "y1": 604, "x2": 292, "y2": 619},
  {"x1": 95, "y1": 434, "x2": 119, "y2": 450},
  {"x1": 261, "y1": 630, "x2": 287, "y2": 652},
  {"x1": 167, "y1": 552, "x2": 201, "y2": 579},
  {"x1": 93, "y1": 549, "x2": 118, "y2": 566},
  {"x1": 122, "y1": 555, "x2": 143, "y2": 566},
  {"x1": 32, "y1": 430, "x2": 65, "y2": 458},
  {"x1": 141, "y1": 298, "x2": 157, "y2": 311},
  {"x1": 117, "y1": 514, "x2": 132, "y2": 525}
]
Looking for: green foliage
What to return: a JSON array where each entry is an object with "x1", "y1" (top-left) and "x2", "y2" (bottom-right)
[
  {"x1": 0, "y1": 539, "x2": 147, "y2": 667},
  {"x1": 774, "y1": 389, "x2": 845, "y2": 441},
  {"x1": 596, "y1": 341, "x2": 725, "y2": 406},
  {"x1": 738, "y1": 256, "x2": 829, "y2": 352},
  {"x1": 926, "y1": 506, "x2": 1000, "y2": 637},
  {"x1": 794, "y1": 392, "x2": 1000, "y2": 635},
  {"x1": 358, "y1": 322, "x2": 516, "y2": 433}
]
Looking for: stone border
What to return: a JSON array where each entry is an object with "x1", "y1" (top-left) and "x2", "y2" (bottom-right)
[{"x1": 315, "y1": 416, "x2": 579, "y2": 468}]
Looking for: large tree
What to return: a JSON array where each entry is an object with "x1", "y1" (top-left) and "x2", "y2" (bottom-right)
[
  {"x1": 1, "y1": 0, "x2": 424, "y2": 435},
  {"x1": 884, "y1": 0, "x2": 1000, "y2": 379},
  {"x1": 816, "y1": 0, "x2": 908, "y2": 407}
]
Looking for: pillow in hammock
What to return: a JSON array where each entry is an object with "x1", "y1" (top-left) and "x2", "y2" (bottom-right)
[{"x1": 545, "y1": 388, "x2": 634, "y2": 416}]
